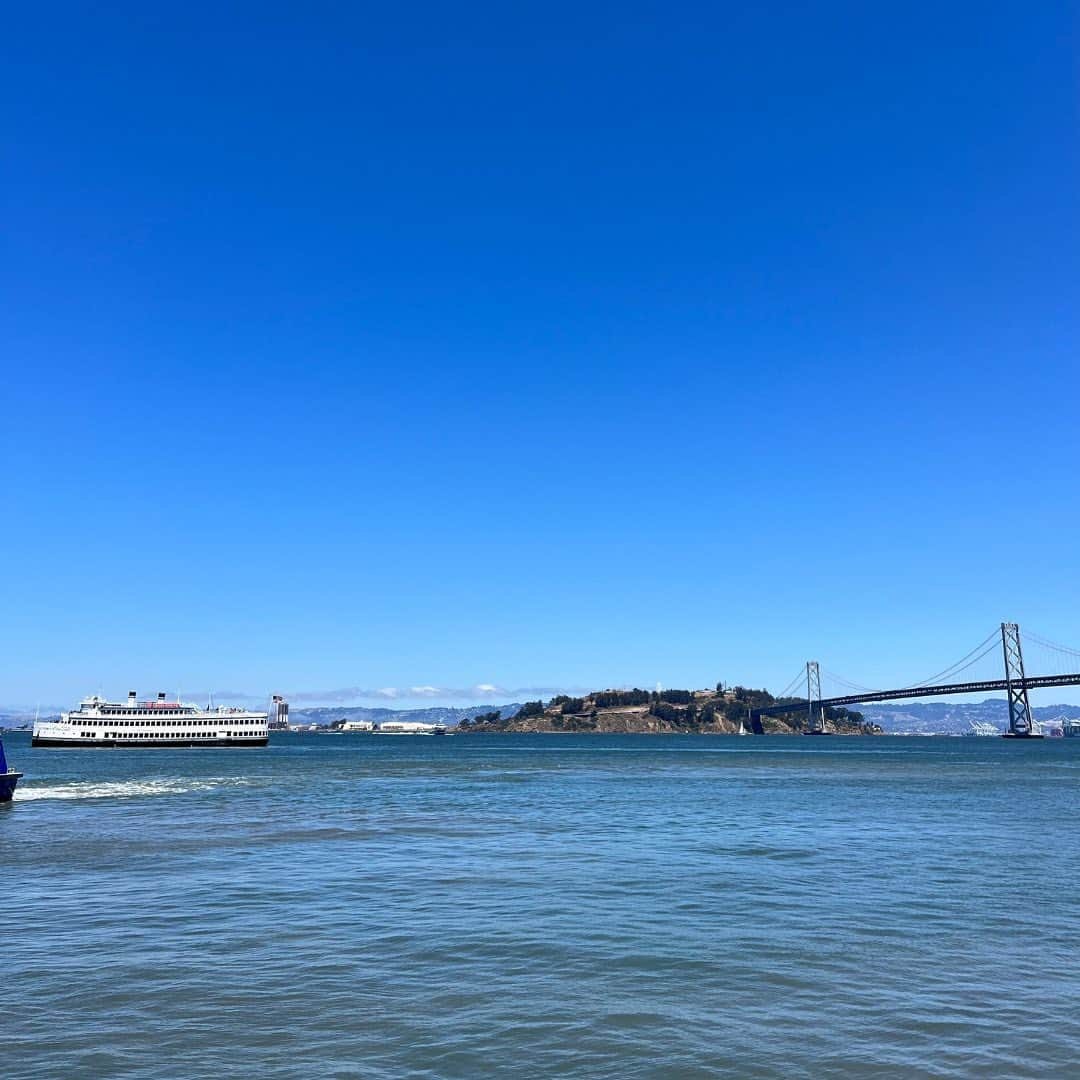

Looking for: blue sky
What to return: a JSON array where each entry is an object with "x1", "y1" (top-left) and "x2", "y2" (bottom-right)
[{"x1": 3, "y1": 2, "x2": 1078, "y2": 707}]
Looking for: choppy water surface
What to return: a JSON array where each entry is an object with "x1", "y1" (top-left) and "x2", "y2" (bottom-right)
[{"x1": 4, "y1": 732, "x2": 1079, "y2": 1078}]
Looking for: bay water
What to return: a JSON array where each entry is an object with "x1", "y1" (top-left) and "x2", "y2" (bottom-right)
[{"x1": 4, "y1": 732, "x2": 1078, "y2": 1078}]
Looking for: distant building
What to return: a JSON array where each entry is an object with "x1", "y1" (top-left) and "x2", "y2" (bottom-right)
[
  {"x1": 269, "y1": 695, "x2": 290, "y2": 731},
  {"x1": 341, "y1": 719, "x2": 375, "y2": 731}
]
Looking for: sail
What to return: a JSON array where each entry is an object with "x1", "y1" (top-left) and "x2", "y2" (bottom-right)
[{"x1": 0, "y1": 736, "x2": 8, "y2": 774}]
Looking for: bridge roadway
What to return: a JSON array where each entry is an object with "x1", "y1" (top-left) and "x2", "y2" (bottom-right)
[{"x1": 752, "y1": 672, "x2": 1080, "y2": 719}]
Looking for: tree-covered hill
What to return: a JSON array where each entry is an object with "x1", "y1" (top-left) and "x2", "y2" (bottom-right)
[{"x1": 457, "y1": 686, "x2": 879, "y2": 735}]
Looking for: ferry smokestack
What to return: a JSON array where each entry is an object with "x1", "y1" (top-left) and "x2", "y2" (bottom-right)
[
  {"x1": 158, "y1": 692, "x2": 166, "y2": 702},
  {"x1": 128, "y1": 691, "x2": 137, "y2": 704}
]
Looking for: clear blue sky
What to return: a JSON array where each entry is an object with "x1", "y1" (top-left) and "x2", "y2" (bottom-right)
[{"x1": 3, "y1": 2, "x2": 1078, "y2": 707}]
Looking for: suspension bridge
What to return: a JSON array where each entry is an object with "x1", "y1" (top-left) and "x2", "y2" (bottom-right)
[{"x1": 749, "y1": 623, "x2": 1080, "y2": 737}]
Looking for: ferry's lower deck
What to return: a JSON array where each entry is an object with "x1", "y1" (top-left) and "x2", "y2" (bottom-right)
[
  {"x1": 32, "y1": 716, "x2": 269, "y2": 748},
  {"x1": 32, "y1": 734, "x2": 268, "y2": 748}
]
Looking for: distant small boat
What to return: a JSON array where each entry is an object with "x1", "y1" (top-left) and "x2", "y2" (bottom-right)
[
  {"x1": 375, "y1": 722, "x2": 447, "y2": 736},
  {"x1": 0, "y1": 734, "x2": 23, "y2": 802}
]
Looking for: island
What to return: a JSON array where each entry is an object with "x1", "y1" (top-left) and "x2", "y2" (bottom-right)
[{"x1": 456, "y1": 686, "x2": 881, "y2": 735}]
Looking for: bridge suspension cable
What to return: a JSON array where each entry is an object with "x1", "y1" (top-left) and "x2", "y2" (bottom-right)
[
  {"x1": 821, "y1": 669, "x2": 874, "y2": 694},
  {"x1": 776, "y1": 668, "x2": 808, "y2": 700},
  {"x1": 1019, "y1": 631, "x2": 1080, "y2": 677},
  {"x1": 894, "y1": 628, "x2": 1002, "y2": 691},
  {"x1": 1025, "y1": 631, "x2": 1080, "y2": 661},
  {"x1": 771, "y1": 629, "x2": 1006, "y2": 705}
]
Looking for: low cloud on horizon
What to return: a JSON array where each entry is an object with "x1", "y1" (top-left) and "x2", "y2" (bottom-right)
[
  {"x1": 1, "y1": 685, "x2": 594, "y2": 713},
  {"x1": 167, "y1": 684, "x2": 591, "y2": 707},
  {"x1": 278, "y1": 684, "x2": 590, "y2": 706}
]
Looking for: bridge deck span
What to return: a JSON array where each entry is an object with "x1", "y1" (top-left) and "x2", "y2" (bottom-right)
[{"x1": 753, "y1": 672, "x2": 1080, "y2": 719}]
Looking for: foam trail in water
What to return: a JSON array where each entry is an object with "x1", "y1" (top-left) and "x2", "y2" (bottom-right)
[{"x1": 16, "y1": 778, "x2": 253, "y2": 801}]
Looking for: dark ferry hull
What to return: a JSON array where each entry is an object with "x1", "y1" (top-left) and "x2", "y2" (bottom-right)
[{"x1": 31, "y1": 737, "x2": 269, "y2": 748}]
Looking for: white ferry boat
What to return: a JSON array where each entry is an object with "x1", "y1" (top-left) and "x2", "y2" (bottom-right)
[
  {"x1": 375, "y1": 720, "x2": 447, "y2": 735},
  {"x1": 32, "y1": 691, "x2": 269, "y2": 748}
]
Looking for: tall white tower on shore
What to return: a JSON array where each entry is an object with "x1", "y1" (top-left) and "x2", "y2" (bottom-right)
[{"x1": 269, "y1": 695, "x2": 289, "y2": 730}]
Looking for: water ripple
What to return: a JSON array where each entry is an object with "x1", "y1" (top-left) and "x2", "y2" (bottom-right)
[{"x1": 3, "y1": 732, "x2": 1079, "y2": 1078}]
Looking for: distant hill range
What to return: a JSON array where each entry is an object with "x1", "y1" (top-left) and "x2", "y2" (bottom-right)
[
  {"x1": 0, "y1": 708, "x2": 62, "y2": 730},
  {"x1": 287, "y1": 703, "x2": 526, "y2": 729},
  {"x1": 858, "y1": 699, "x2": 1080, "y2": 735}
]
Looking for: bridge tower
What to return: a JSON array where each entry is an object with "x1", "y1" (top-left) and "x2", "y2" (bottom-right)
[
  {"x1": 1001, "y1": 623, "x2": 1036, "y2": 737},
  {"x1": 806, "y1": 661, "x2": 823, "y2": 733}
]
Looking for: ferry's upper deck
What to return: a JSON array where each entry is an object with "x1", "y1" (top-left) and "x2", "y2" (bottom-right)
[{"x1": 66, "y1": 691, "x2": 263, "y2": 720}]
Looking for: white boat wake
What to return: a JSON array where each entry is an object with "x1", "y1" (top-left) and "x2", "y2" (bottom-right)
[{"x1": 16, "y1": 777, "x2": 254, "y2": 801}]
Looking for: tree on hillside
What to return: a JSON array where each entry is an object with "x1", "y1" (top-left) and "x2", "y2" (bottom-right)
[
  {"x1": 659, "y1": 689, "x2": 693, "y2": 705},
  {"x1": 649, "y1": 701, "x2": 684, "y2": 725},
  {"x1": 593, "y1": 689, "x2": 651, "y2": 708}
]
